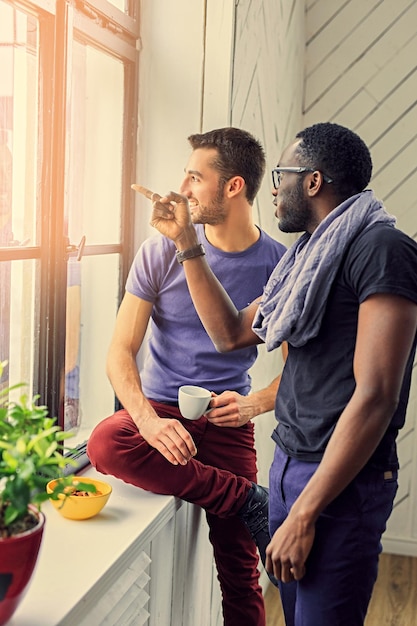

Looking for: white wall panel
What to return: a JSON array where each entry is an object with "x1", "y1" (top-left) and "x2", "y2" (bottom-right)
[
  {"x1": 372, "y1": 135, "x2": 417, "y2": 201},
  {"x1": 305, "y1": 0, "x2": 382, "y2": 77},
  {"x1": 202, "y1": 0, "x2": 235, "y2": 129},
  {"x1": 230, "y1": 0, "x2": 305, "y2": 489},
  {"x1": 231, "y1": 0, "x2": 305, "y2": 239},
  {"x1": 305, "y1": 0, "x2": 417, "y2": 556},
  {"x1": 134, "y1": 0, "x2": 207, "y2": 252}
]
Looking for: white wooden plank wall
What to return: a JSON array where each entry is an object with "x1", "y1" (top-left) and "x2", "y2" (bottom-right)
[
  {"x1": 304, "y1": 0, "x2": 417, "y2": 229},
  {"x1": 230, "y1": 0, "x2": 417, "y2": 554},
  {"x1": 230, "y1": 0, "x2": 306, "y2": 492},
  {"x1": 304, "y1": 0, "x2": 417, "y2": 555},
  {"x1": 232, "y1": 0, "x2": 305, "y2": 238}
]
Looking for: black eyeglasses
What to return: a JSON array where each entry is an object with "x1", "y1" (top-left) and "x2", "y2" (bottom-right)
[{"x1": 272, "y1": 166, "x2": 333, "y2": 189}]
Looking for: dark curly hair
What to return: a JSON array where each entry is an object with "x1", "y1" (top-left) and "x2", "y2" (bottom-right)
[
  {"x1": 187, "y1": 127, "x2": 265, "y2": 204},
  {"x1": 295, "y1": 123, "x2": 372, "y2": 199}
]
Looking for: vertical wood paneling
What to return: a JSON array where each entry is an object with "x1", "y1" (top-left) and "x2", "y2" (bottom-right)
[
  {"x1": 230, "y1": 0, "x2": 305, "y2": 491},
  {"x1": 232, "y1": 0, "x2": 305, "y2": 238}
]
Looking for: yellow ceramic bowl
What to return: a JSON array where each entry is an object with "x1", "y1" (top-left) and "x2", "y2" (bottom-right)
[{"x1": 46, "y1": 476, "x2": 112, "y2": 520}]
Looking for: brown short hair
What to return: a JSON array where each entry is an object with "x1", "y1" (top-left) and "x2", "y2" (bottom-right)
[{"x1": 187, "y1": 127, "x2": 265, "y2": 204}]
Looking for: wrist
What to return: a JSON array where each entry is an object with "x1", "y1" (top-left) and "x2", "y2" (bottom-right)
[
  {"x1": 132, "y1": 409, "x2": 159, "y2": 431},
  {"x1": 290, "y1": 494, "x2": 321, "y2": 526},
  {"x1": 174, "y1": 227, "x2": 199, "y2": 251},
  {"x1": 248, "y1": 387, "x2": 276, "y2": 416},
  {"x1": 129, "y1": 396, "x2": 158, "y2": 429},
  {"x1": 176, "y1": 243, "x2": 206, "y2": 264}
]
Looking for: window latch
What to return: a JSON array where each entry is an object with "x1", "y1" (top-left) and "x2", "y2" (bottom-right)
[{"x1": 66, "y1": 235, "x2": 86, "y2": 261}]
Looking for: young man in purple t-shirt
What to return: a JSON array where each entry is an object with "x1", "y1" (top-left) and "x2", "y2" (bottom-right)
[{"x1": 87, "y1": 127, "x2": 287, "y2": 626}]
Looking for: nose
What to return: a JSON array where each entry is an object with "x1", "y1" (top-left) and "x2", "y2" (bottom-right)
[
  {"x1": 272, "y1": 186, "x2": 278, "y2": 206},
  {"x1": 179, "y1": 177, "x2": 192, "y2": 196}
]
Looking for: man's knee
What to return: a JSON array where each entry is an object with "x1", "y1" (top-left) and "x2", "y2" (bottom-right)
[{"x1": 87, "y1": 412, "x2": 132, "y2": 469}]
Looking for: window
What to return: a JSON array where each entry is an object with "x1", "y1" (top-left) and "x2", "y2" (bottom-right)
[{"x1": 0, "y1": 0, "x2": 139, "y2": 456}]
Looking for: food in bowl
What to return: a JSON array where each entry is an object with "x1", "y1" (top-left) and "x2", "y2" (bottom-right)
[{"x1": 46, "y1": 476, "x2": 112, "y2": 520}]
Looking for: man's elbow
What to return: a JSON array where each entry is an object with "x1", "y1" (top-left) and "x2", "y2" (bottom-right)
[
  {"x1": 106, "y1": 344, "x2": 119, "y2": 382},
  {"x1": 213, "y1": 333, "x2": 255, "y2": 353},
  {"x1": 213, "y1": 338, "x2": 237, "y2": 353},
  {"x1": 365, "y1": 387, "x2": 400, "y2": 423},
  {"x1": 105, "y1": 356, "x2": 114, "y2": 382}
]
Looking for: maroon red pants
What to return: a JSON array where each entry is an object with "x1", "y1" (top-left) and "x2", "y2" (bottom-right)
[{"x1": 87, "y1": 402, "x2": 265, "y2": 626}]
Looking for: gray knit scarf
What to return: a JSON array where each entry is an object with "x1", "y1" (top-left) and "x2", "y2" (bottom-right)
[{"x1": 252, "y1": 190, "x2": 396, "y2": 350}]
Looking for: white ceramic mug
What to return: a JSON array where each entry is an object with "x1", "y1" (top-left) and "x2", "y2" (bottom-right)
[{"x1": 178, "y1": 385, "x2": 212, "y2": 420}]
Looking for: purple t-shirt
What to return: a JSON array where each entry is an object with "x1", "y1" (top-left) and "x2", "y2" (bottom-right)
[{"x1": 126, "y1": 224, "x2": 286, "y2": 402}]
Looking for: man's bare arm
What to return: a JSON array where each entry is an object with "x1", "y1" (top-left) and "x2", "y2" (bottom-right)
[
  {"x1": 107, "y1": 292, "x2": 197, "y2": 465},
  {"x1": 208, "y1": 344, "x2": 287, "y2": 427},
  {"x1": 266, "y1": 294, "x2": 417, "y2": 583},
  {"x1": 133, "y1": 185, "x2": 262, "y2": 351}
]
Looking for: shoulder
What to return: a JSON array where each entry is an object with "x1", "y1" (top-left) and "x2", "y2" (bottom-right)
[
  {"x1": 138, "y1": 232, "x2": 176, "y2": 257},
  {"x1": 132, "y1": 233, "x2": 176, "y2": 272},
  {"x1": 258, "y1": 227, "x2": 287, "y2": 258},
  {"x1": 344, "y1": 223, "x2": 417, "y2": 302},
  {"x1": 349, "y1": 223, "x2": 417, "y2": 263},
  {"x1": 127, "y1": 234, "x2": 177, "y2": 298}
]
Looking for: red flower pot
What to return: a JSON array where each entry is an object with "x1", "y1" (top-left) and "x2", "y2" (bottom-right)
[{"x1": 0, "y1": 509, "x2": 45, "y2": 625}]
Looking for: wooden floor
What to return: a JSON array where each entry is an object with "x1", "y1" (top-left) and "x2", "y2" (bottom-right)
[{"x1": 265, "y1": 553, "x2": 417, "y2": 625}]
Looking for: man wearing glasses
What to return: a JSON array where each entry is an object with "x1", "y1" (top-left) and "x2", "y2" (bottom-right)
[{"x1": 147, "y1": 122, "x2": 417, "y2": 626}]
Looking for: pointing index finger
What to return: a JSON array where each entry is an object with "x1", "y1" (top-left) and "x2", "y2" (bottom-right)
[{"x1": 131, "y1": 183, "x2": 161, "y2": 201}]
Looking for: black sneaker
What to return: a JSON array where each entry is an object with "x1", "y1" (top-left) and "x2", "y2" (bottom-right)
[{"x1": 238, "y1": 483, "x2": 279, "y2": 587}]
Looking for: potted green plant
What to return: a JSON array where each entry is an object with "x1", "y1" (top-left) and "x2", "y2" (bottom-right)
[{"x1": 0, "y1": 360, "x2": 92, "y2": 625}]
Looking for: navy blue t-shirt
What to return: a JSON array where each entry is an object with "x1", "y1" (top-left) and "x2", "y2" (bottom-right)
[{"x1": 273, "y1": 223, "x2": 417, "y2": 470}]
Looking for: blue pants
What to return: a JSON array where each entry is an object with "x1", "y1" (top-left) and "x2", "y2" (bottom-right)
[{"x1": 269, "y1": 445, "x2": 398, "y2": 626}]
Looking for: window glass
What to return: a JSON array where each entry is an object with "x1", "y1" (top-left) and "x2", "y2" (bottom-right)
[
  {"x1": 0, "y1": 2, "x2": 39, "y2": 248},
  {"x1": 0, "y1": 1, "x2": 40, "y2": 395},
  {"x1": 65, "y1": 41, "x2": 124, "y2": 247},
  {"x1": 0, "y1": 258, "x2": 39, "y2": 397},
  {"x1": 106, "y1": 0, "x2": 127, "y2": 12},
  {"x1": 0, "y1": 0, "x2": 138, "y2": 456},
  {"x1": 63, "y1": 34, "x2": 128, "y2": 437},
  {"x1": 65, "y1": 253, "x2": 120, "y2": 441}
]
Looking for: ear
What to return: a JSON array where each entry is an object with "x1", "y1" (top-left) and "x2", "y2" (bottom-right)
[
  {"x1": 306, "y1": 171, "x2": 324, "y2": 197},
  {"x1": 225, "y1": 176, "x2": 245, "y2": 198}
]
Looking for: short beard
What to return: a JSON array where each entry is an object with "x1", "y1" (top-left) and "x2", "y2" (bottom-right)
[
  {"x1": 277, "y1": 177, "x2": 311, "y2": 233},
  {"x1": 192, "y1": 183, "x2": 227, "y2": 225}
]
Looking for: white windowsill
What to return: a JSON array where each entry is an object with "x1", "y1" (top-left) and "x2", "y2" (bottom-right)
[{"x1": 10, "y1": 466, "x2": 181, "y2": 626}]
